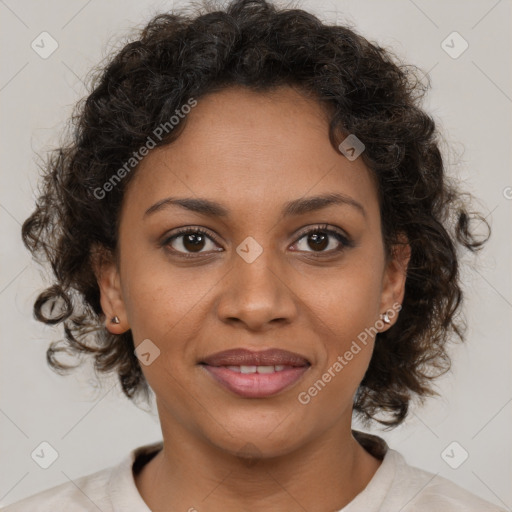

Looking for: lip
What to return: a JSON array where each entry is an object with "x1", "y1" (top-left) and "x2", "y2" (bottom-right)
[
  {"x1": 200, "y1": 348, "x2": 311, "y2": 398},
  {"x1": 201, "y1": 348, "x2": 310, "y2": 367}
]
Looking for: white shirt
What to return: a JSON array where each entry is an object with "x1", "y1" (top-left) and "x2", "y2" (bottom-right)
[{"x1": 1, "y1": 431, "x2": 505, "y2": 511}]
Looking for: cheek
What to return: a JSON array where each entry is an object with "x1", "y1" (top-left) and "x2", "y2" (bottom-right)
[
  {"x1": 303, "y1": 259, "x2": 384, "y2": 346},
  {"x1": 120, "y1": 255, "x2": 226, "y2": 401},
  {"x1": 293, "y1": 250, "x2": 384, "y2": 398},
  {"x1": 121, "y1": 247, "x2": 215, "y2": 340},
  {"x1": 295, "y1": 270, "x2": 380, "y2": 417},
  {"x1": 121, "y1": 265, "x2": 209, "y2": 405}
]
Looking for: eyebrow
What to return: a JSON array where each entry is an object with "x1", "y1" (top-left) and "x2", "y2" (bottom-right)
[{"x1": 143, "y1": 192, "x2": 366, "y2": 219}]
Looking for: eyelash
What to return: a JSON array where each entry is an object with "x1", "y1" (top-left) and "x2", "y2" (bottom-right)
[{"x1": 161, "y1": 224, "x2": 353, "y2": 259}]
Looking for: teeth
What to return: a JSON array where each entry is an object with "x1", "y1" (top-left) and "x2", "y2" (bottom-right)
[
  {"x1": 227, "y1": 365, "x2": 288, "y2": 373},
  {"x1": 256, "y1": 365, "x2": 275, "y2": 374},
  {"x1": 240, "y1": 365, "x2": 257, "y2": 374}
]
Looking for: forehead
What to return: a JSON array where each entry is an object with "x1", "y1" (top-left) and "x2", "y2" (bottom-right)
[{"x1": 123, "y1": 86, "x2": 379, "y2": 223}]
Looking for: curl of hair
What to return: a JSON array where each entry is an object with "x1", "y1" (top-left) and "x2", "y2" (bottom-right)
[{"x1": 22, "y1": 0, "x2": 489, "y2": 427}]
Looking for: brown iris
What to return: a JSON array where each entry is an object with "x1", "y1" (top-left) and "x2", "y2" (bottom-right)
[
  {"x1": 183, "y1": 233, "x2": 206, "y2": 252},
  {"x1": 307, "y1": 231, "x2": 329, "y2": 251}
]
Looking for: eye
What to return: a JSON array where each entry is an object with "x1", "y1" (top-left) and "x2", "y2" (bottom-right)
[
  {"x1": 291, "y1": 224, "x2": 352, "y2": 255},
  {"x1": 161, "y1": 224, "x2": 353, "y2": 259},
  {"x1": 162, "y1": 227, "x2": 221, "y2": 257}
]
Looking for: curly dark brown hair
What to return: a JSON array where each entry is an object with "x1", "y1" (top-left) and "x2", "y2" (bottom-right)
[{"x1": 21, "y1": 0, "x2": 489, "y2": 428}]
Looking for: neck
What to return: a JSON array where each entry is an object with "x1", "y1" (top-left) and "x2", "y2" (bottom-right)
[{"x1": 135, "y1": 421, "x2": 382, "y2": 511}]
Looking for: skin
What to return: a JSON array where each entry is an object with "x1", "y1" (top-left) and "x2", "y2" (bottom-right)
[{"x1": 94, "y1": 85, "x2": 410, "y2": 512}]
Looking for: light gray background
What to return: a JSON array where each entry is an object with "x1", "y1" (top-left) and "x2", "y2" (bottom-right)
[{"x1": 1, "y1": 0, "x2": 511, "y2": 509}]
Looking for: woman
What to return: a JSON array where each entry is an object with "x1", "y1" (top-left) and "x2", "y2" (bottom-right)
[{"x1": 4, "y1": 0, "x2": 504, "y2": 510}]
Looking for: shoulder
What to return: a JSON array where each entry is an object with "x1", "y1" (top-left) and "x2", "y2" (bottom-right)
[
  {"x1": 0, "y1": 466, "x2": 113, "y2": 512},
  {"x1": 384, "y1": 449, "x2": 507, "y2": 512},
  {"x1": 1, "y1": 441, "x2": 162, "y2": 512}
]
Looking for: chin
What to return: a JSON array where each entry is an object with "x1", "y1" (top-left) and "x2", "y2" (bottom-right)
[{"x1": 203, "y1": 410, "x2": 310, "y2": 459}]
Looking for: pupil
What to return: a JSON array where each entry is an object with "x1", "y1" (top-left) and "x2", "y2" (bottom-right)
[
  {"x1": 184, "y1": 233, "x2": 204, "y2": 252},
  {"x1": 309, "y1": 232, "x2": 328, "y2": 251}
]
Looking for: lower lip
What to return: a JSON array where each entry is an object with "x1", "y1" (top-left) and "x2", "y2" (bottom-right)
[{"x1": 202, "y1": 365, "x2": 309, "y2": 398}]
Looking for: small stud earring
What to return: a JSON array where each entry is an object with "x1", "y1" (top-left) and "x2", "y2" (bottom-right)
[
  {"x1": 381, "y1": 312, "x2": 391, "y2": 324},
  {"x1": 111, "y1": 316, "x2": 120, "y2": 324}
]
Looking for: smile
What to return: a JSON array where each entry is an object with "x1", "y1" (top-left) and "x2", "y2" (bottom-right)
[
  {"x1": 225, "y1": 365, "x2": 288, "y2": 373},
  {"x1": 202, "y1": 365, "x2": 310, "y2": 398},
  {"x1": 199, "y1": 348, "x2": 311, "y2": 398}
]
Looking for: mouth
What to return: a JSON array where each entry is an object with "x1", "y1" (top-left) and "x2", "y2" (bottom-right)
[{"x1": 199, "y1": 348, "x2": 311, "y2": 398}]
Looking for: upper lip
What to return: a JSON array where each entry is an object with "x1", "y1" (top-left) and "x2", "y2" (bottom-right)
[{"x1": 200, "y1": 348, "x2": 310, "y2": 367}]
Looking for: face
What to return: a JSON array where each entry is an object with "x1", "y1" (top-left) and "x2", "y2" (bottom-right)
[{"x1": 96, "y1": 86, "x2": 408, "y2": 458}]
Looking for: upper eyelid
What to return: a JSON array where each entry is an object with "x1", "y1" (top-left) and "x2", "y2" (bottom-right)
[
  {"x1": 294, "y1": 224, "x2": 347, "y2": 239},
  {"x1": 167, "y1": 225, "x2": 348, "y2": 249}
]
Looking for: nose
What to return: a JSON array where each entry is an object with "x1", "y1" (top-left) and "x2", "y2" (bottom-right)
[{"x1": 214, "y1": 246, "x2": 298, "y2": 332}]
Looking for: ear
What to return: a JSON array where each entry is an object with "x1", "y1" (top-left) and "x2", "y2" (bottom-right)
[
  {"x1": 379, "y1": 235, "x2": 410, "y2": 330},
  {"x1": 90, "y1": 244, "x2": 129, "y2": 334}
]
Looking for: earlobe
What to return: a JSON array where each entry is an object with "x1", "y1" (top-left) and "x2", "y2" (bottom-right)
[
  {"x1": 380, "y1": 237, "x2": 410, "y2": 329},
  {"x1": 91, "y1": 245, "x2": 129, "y2": 334}
]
